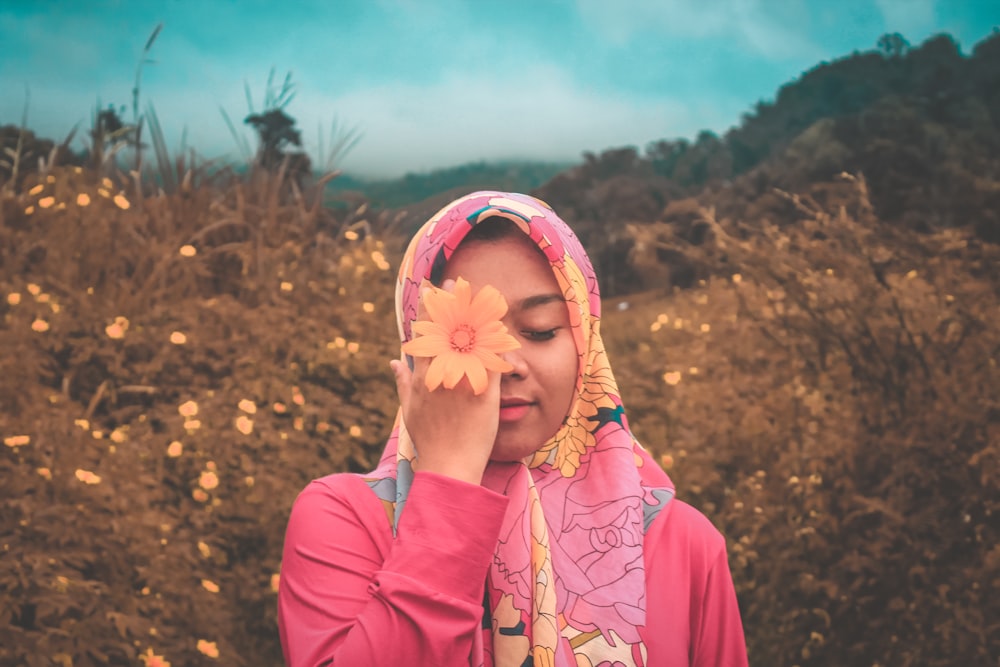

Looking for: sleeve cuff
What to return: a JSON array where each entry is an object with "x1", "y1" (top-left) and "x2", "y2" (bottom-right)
[{"x1": 385, "y1": 471, "x2": 509, "y2": 600}]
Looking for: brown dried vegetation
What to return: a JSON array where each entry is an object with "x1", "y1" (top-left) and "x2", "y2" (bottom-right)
[
  {"x1": 2, "y1": 30, "x2": 999, "y2": 667},
  {"x1": 1, "y1": 165, "x2": 401, "y2": 666}
]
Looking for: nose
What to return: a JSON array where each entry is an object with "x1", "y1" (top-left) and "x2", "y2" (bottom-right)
[{"x1": 500, "y1": 347, "x2": 527, "y2": 378}]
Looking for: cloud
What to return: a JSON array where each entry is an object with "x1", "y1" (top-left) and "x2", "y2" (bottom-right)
[
  {"x1": 575, "y1": 0, "x2": 824, "y2": 61},
  {"x1": 875, "y1": 0, "x2": 937, "y2": 39},
  {"x1": 291, "y1": 65, "x2": 723, "y2": 177}
]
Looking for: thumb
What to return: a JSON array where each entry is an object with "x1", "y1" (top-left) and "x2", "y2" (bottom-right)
[{"x1": 389, "y1": 355, "x2": 412, "y2": 408}]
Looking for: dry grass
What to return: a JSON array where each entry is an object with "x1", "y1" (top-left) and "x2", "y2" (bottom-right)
[{"x1": 0, "y1": 167, "x2": 997, "y2": 666}]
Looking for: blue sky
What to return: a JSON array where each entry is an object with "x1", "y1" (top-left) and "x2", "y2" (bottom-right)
[{"x1": 1, "y1": 0, "x2": 997, "y2": 178}]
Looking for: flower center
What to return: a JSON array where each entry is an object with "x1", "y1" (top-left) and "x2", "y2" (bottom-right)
[{"x1": 450, "y1": 324, "x2": 476, "y2": 353}]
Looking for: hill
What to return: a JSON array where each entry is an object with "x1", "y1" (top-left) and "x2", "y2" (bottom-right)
[
  {"x1": 533, "y1": 31, "x2": 1000, "y2": 293},
  {"x1": 1, "y1": 30, "x2": 998, "y2": 667},
  {"x1": 325, "y1": 159, "x2": 573, "y2": 210}
]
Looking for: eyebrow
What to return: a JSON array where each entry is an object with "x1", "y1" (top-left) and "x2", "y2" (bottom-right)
[{"x1": 513, "y1": 293, "x2": 566, "y2": 312}]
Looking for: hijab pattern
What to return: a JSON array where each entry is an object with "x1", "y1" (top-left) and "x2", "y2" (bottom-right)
[{"x1": 364, "y1": 192, "x2": 674, "y2": 666}]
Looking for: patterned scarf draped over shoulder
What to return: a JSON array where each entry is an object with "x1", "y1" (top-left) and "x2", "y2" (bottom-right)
[{"x1": 365, "y1": 191, "x2": 674, "y2": 667}]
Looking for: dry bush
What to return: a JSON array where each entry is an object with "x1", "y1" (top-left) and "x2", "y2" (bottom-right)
[
  {"x1": 604, "y1": 176, "x2": 998, "y2": 666},
  {"x1": 0, "y1": 166, "x2": 401, "y2": 666},
  {"x1": 2, "y1": 164, "x2": 997, "y2": 666}
]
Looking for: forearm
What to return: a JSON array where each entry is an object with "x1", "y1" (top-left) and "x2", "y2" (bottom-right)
[{"x1": 279, "y1": 472, "x2": 508, "y2": 666}]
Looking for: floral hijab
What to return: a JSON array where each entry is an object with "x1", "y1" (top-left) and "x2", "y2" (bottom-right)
[{"x1": 366, "y1": 192, "x2": 674, "y2": 666}]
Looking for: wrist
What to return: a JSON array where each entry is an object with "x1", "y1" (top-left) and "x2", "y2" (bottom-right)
[{"x1": 413, "y1": 455, "x2": 486, "y2": 486}]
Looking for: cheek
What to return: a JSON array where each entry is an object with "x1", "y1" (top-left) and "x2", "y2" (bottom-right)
[{"x1": 542, "y1": 340, "x2": 580, "y2": 409}]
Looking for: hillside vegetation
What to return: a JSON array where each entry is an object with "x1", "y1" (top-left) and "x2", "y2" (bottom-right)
[{"x1": 1, "y1": 31, "x2": 998, "y2": 667}]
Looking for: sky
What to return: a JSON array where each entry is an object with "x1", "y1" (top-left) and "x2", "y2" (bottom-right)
[{"x1": 1, "y1": 1, "x2": 998, "y2": 179}]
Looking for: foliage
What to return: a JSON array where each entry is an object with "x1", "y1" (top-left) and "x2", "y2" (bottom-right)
[
  {"x1": 329, "y1": 159, "x2": 574, "y2": 211},
  {"x1": 604, "y1": 176, "x2": 999, "y2": 666},
  {"x1": 1, "y1": 165, "x2": 400, "y2": 666},
  {"x1": 2, "y1": 26, "x2": 999, "y2": 667}
]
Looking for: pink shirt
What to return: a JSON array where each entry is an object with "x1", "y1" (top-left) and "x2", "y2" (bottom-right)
[{"x1": 278, "y1": 471, "x2": 748, "y2": 667}]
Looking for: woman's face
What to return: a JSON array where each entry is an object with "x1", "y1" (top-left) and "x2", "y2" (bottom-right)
[{"x1": 442, "y1": 233, "x2": 580, "y2": 462}]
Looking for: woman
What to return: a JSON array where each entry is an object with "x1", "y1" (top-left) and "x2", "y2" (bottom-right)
[{"x1": 278, "y1": 192, "x2": 748, "y2": 666}]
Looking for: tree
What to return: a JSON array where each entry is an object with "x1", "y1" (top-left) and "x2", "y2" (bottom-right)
[{"x1": 877, "y1": 32, "x2": 910, "y2": 58}]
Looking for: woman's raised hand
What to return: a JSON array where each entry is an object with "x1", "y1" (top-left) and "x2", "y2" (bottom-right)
[{"x1": 389, "y1": 279, "x2": 500, "y2": 485}]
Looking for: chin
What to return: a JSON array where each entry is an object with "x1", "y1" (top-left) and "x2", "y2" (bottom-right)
[{"x1": 490, "y1": 431, "x2": 558, "y2": 463}]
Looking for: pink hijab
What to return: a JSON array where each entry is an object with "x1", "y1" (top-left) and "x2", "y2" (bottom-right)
[{"x1": 365, "y1": 192, "x2": 674, "y2": 666}]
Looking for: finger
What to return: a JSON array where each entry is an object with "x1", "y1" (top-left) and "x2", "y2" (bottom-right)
[
  {"x1": 389, "y1": 357, "x2": 412, "y2": 409},
  {"x1": 416, "y1": 285, "x2": 431, "y2": 322}
]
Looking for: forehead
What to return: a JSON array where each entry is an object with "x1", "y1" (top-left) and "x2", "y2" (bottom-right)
[{"x1": 442, "y1": 234, "x2": 560, "y2": 295}]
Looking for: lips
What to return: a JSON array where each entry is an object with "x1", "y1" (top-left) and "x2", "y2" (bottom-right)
[
  {"x1": 499, "y1": 398, "x2": 533, "y2": 423},
  {"x1": 500, "y1": 397, "x2": 532, "y2": 408}
]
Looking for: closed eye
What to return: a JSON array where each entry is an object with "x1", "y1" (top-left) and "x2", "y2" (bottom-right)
[{"x1": 522, "y1": 328, "x2": 558, "y2": 341}]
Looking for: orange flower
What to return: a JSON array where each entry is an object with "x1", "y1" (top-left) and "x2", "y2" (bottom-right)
[
  {"x1": 199, "y1": 471, "x2": 219, "y2": 490},
  {"x1": 196, "y1": 639, "x2": 219, "y2": 659},
  {"x1": 139, "y1": 647, "x2": 171, "y2": 667},
  {"x1": 401, "y1": 277, "x2": 520, "y2": 395}
]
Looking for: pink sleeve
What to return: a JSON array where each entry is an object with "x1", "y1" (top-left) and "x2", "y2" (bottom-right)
[
  {"x1": 278, "y1": 471, "x2": 509, "y2": 667},
  {"x1": 690, "y1": 538, "x2": 748, "y2": 667},
  {"x1": 645, "y1": 500, "x2": 748, "y2": 667}
]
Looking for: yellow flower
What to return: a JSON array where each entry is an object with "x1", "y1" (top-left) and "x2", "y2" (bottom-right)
[
  {"x1": 201, "y1": 579, "x2": 220, "y2": 593},
  {"x1": 179, "y1": 244, "x2": 197, "y2": 257},
  {"x1": 235, "y1": 416, "x2": 254, "y2": 435},
  {"x1": 31, "y1": 318, "x2": 50, "y2": 332},
  {"x1": 237, "y1": 399, "x2": 257, "y2": 414},
  {"x1": 198, "y1": 541, "x2": 211, "y2": 558},
  {"x1": 199, "y1": 471, "x2": 219, "y2": 490},
  {"x1": 4, "y1": 435, "x2": 30, "y2": 448},
  {"x1": 169, "y1": 331, "x2": 187, "y2": 345},
  {"x1": 270, "y1": 572, "x2": 280, "y2": 593},
  {"x1": 401, "y1": 277, "x2": 520, "y2": 395},
  {"x1": 139, "y1": 647, "x2": 171, "y2": 667},
  {"x1": 166, "y1": 440, "x2": 183, "y2": 457},
  {"x1": 113, "y1": 193, "x2": 130, "y2": 209},
  {"x1": 192, "y1": 488, "x2": 209, "y2": 502},
  {"x1": 663, "y1": 371, "x2": 682, "y2": 386},
  {"x1": 178, "y1": 400, "x2": 198, "y2": 417},
  {"x1": 76, "y1": 193, "x2": 91, "y2": 207},
  {"x1": 75, "y1": 469, "x2": 101, "y2": 485},
  {"x1": 37, "y1": 467, "x2": 52, "y2": 480},
  {"x1": 196, "y1": 639, "x2": 219, "y2": 659}
]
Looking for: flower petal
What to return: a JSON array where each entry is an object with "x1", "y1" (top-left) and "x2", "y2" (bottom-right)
[
  {"x1": 441, "y1": 354, "x2": 468, "y2": 389},
  {"x1": 475, "y1": 328, "x2": 521, "y2": 353},
  {"x1": 412, "y1": 321, "x2": 450, "y2": 338},
  {"x1": 425, "y1": 354, "x2": 449, "y2": 391},
  {"x1": 467, "y1": 283, "x2": 509, "y2": 327},
  {"x1": 472, "y1": 348, "x2": 514, "y2": 373},
  {"x1": 402, "y1": 332, "x2": 450, "y2": 357},
  {"x1": 464, "y1": 357, "x2": 489, "y2": 395},
  {"x1": 422, "y1": 287, "x2": 458, "y2": 331},
  {"x1": 451, "y1": 277, "x2": 473, "y2": 311}
]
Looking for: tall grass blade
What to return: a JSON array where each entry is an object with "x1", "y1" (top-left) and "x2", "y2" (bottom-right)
[
  {"x1": 146, "y1": 102, "x2": 177, "y2": 192},
  {"x1": 220, "y1": 107, "x2": 252, "y2": 164}
]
